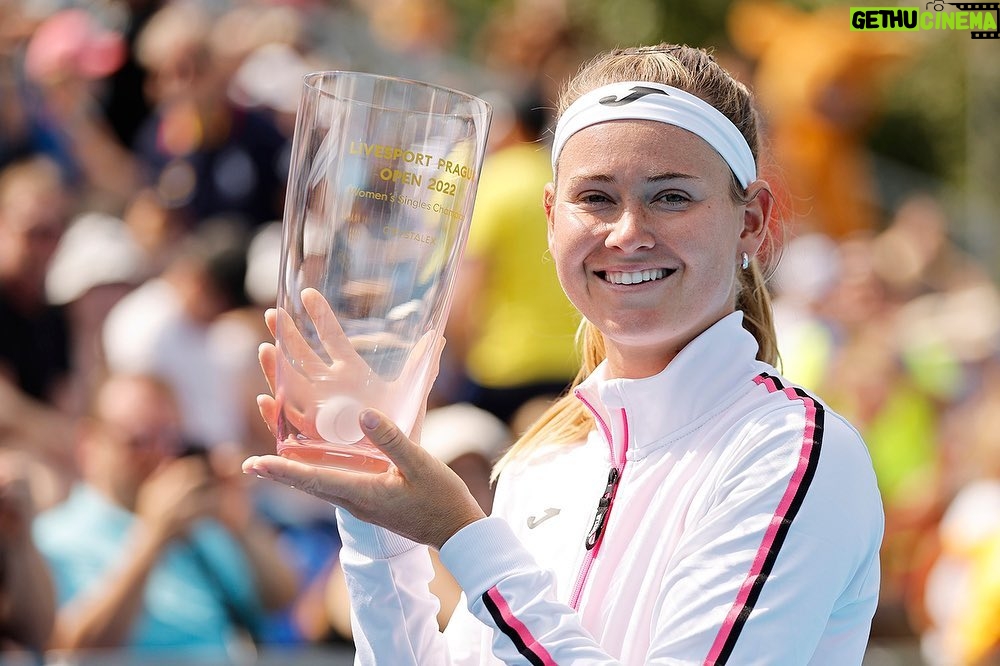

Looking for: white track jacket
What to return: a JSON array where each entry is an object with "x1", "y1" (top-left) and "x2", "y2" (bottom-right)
[{"x1": 337, "y1": 312, "x2": 884, "y2": 665}]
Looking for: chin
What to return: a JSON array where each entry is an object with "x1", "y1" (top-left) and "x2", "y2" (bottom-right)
[{"x1": 601, "y1": 323, "x2": 686, "y2": 351}]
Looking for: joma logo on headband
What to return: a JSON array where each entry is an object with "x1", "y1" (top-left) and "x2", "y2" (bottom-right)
[{"x1": 598, "y1": 85, "x2": 670, "y2": 107}]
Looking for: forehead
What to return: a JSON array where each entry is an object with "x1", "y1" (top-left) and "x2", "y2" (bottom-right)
[
  {"x1": 0, "y1": 181, "x2": 68, "y2": 227},
  {"x1": 555, "y1": 119, "x2": 731, "y2": 182},
  {"x1": 97, "y1": 378, "x2": 177, "y2": 425}
]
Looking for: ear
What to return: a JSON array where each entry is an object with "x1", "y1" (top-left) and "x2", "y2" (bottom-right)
[
  {"x1": 739, "y1": 180, "x2": 773, "y2": 259},
  {"x1": 543, "y1": 181, "x2": 557, "y2": 252}
]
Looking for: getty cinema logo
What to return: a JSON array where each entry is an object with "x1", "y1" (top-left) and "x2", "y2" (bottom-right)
[{"x1": 850, "y1": 2, "x2": 999, "y2": 38}]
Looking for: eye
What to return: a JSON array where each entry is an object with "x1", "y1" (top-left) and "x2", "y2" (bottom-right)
[
  {"x1": 654, "y1": 191, "x2": 690, "y2": 206},
  {"x1": 579, "y1": 191, "x2": 613, "y2": 205}
]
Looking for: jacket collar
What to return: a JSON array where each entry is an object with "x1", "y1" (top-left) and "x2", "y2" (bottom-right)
[{"x1": 575, "y1": 312, "x2": 765, "y2": 460}]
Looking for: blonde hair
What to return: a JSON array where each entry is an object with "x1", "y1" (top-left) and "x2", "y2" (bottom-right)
[{"x1": 493, "y1": 44, "x2": 782, "y2": 479}]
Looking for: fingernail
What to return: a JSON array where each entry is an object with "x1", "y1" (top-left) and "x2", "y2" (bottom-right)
[
  {"x1": 361, "y1": 409, "x2": 380, "y2": 429},
  {"x1": 242, "y1": 458, "x2": 270, "y2": 479}
]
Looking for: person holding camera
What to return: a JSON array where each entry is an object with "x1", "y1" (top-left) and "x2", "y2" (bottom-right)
[{"x1": 32, "y1": 372, "x2": 297, "y2": 658}]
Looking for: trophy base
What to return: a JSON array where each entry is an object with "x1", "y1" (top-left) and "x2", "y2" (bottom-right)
[{"x1": 278, "y1": 438, "x2": 391, "y2": 474}]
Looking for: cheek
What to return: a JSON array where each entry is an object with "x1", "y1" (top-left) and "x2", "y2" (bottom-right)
[
  {"x1": 549, "y1": 206, "x2": 599, "y2": 257},
  {"x1": 548, "y1": 221, "x2": 590, "y2": 278},
  {"x1": 548, "y1": 243, "x2": 572, "y2": 290},
  {"x1": 546, "y1": 237, "x2": 585, "y2": 307}
]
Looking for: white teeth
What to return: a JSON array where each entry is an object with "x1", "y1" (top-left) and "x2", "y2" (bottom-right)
[{"x1": 605, "y1": 268, "x2": 669, "y2": 285}]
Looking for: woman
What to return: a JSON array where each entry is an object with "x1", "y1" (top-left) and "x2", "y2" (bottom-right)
[{"x1": 244, "y1": 44, "x2": 884, "y2": 664}]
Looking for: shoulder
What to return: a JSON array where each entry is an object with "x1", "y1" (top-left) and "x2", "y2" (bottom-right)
[
  {"x1": 745, "y1": 372, "x2": 871, "y2": 461},
  {"x1": 34, "y1": 486, "x2": 126, "y2": 556},
  {"x1": 737, "y1": 371, "x2": 875, "y2": 474},
  {"x1": 737, "y1": 371, "x2": 883, "y2": 536}
]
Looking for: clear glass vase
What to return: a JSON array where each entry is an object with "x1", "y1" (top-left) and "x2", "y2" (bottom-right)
[{"x1": 274, "y1": 71, "x2": 492, "y2": 472}]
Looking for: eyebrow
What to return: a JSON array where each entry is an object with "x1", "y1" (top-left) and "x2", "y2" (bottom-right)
[
  {"x1": 647, "y1": 172, "x2": 699, "y2": 182},
  {"x1": 566, "y1": 171, "x2": 700, "y2": 187}
]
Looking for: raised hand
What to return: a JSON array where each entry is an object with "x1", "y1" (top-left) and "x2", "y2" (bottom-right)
[
  {"x1": 263, "y1": 287, "x2": 444, "y2": 448},
  {"x1": 134, "y1": 456, "x2": 218, "y2": 545},
  {"x1": 244, "y1": 408, "x2": 485, "y2": 550}
]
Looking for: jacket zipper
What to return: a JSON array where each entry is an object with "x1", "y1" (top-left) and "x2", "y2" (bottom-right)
[{"x1": 569, "y1": 392, "x2": 629, "y2": 609}]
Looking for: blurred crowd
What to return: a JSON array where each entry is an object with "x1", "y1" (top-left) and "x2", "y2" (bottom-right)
[{"x1": 0, "y1": 0, "x2": 997, "y2": 664}]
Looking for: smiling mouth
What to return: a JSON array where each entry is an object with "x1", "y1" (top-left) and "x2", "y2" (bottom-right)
[{"x1": 598, "y1": 268, "x2": 674, "y2": 285}]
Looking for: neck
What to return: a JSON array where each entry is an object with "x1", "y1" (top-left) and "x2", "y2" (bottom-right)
[
  {"x1": 603, "y1": 343, "x2": 677, "y2": 380},
  {"x1": 88, "y1": 472, "x2": 137, "y2": 513}
]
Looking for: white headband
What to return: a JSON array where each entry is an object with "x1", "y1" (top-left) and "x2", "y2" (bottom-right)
[{"x1": 551, "y1": 81, "x2": 757, "y2": 188}]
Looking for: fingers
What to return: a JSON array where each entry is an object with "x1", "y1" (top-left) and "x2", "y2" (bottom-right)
[
  {"x1": 259, "y1": 342, "x2": 278, "y2": 395},
  {"x1": 269, "y1": 290, "x2": 364, "y2": 375},
  {"x1": 264, "y1": 308, "x2": 277, "y2": 339},
  {"x1": 274, "y1": 304, "x2": 327, "y2": 372},
  {"x1": 358, "y1": 409, "x2": 424, "y2": 479},
  {"x1": 257, "y1": 394, "x2": 279, "y2": 438},
  {"x1": 429, "y1": 335, "x2": 447, "y2": 379},
  {"x1": 301, "y1": 288, "x2": 358, "y2": 364},
  {"x1": 258, "y1": 342, "x2": 319, "y2": 438},
  {"x1": 243, "y1": 454, "x2": 358, "y2": 507},
  {"x1": 259, "y1": 391, "x2": 315, "y2": 440}
]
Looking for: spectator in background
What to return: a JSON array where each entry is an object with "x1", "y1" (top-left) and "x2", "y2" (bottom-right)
[
  {"x1": 45, "y1": 211, "x2": 148, "y2": 418},
  {"x1": 0, "y1": 155, "x2": 72, "y2": 405},
  {"x1": 0, "y1": 449, "x2": 56, "y2": 656},
  {"x1": 100, "y1": 0, "x2": 164, "y2": 149},
  {"x1": 0, "y1": 156, "x2": 78, "y2": 500},
  {"x1": 0, "y1": 2, "x2": 36, "y2": 170},
  {"x1": 444, "y1": 85, "x2": 579, "y2": 427},
  {"x1": 768, "y1": 232, "x2": 840, "y2": 392},
  {"x1": 120, "y1": 186, "x2": 192, "y2": 277},
  {"x1": 33, "y1": 373, "x2": 297, "y2": 657},
  {"x1": 131, "y1": 1, "x2": 290, "y2": 230},
  {"x1": 921, "y1": 357, "x2": 1000, "y2": 665},
  {"x1": 21, "y1": 7, "x2": 142, "y2": 210},
  {"x1": 102, "y1": 218, "x2": 253, "y2": 451},
  {"x1": 471, "y1": 0, "x2": 580, "y2": 106}
]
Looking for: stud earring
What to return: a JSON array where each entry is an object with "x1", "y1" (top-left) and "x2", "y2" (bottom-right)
[{"x1": 741, "y1": 252, "x2": 750, "y2": 270}]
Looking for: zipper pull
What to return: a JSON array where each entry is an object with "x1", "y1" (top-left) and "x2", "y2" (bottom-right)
[{"x1": 585, "y1": 467, "x2": 620, "y2": 550}]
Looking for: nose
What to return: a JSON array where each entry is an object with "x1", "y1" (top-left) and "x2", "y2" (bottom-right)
[{"x1": 605, "y1": 204, "x2": 654, "y2": 253}]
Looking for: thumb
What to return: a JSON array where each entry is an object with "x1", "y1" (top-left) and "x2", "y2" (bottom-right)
[{"x1": 360, "y1": 409, "x2": 423, "y2": 477}]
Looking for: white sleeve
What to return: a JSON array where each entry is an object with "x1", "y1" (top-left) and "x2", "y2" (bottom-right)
[
  {"x1": 340, "y1": 508, "x2": 623, "y2": 665},
  {"x1": 336, "y1": 509, "x2": 449, "y2": 665},
  {"x1": 440, "y1": 517, "x2": 620, "y2": 665},
  {"x1": 644, "y1": 411, "x2": 883, "y2": 664}
]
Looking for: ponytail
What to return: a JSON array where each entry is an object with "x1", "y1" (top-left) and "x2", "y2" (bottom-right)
[
  {"x1": 738, "y1": 258, "x2": 781, "y2": 368},
  {"x1": 491, "y1": 319, "x2": 602, "y2": 481}
]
